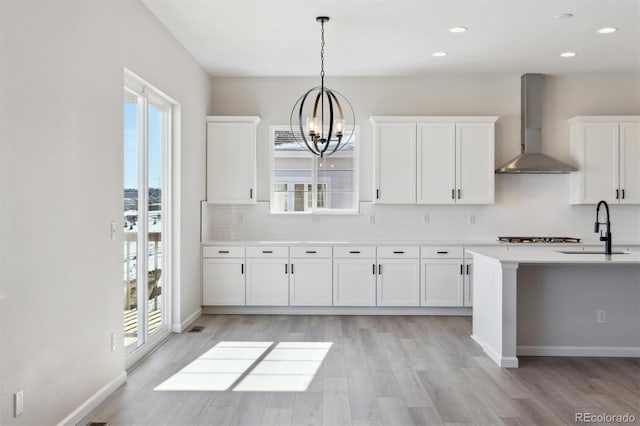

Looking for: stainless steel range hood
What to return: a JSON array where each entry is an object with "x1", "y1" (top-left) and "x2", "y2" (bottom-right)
[{"x1": 495, "y1": 74, "x2": 577, "y2": 174}]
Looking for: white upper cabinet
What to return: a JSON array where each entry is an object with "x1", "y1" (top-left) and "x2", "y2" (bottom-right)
[
  {"x1": 206, "y1": 116, "x2": 260, "y2": 204},
  {"x1": 372, "y1": 116, "x2": 497, "y2": 205},
  {"x1": 569, "y1": 116, "x2": 640, "y2": 204},
  {"x1": 373, "y1": 122, "x2": 417, "y2": 203}
]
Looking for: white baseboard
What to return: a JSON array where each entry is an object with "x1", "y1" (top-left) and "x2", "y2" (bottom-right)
[
  {"x1": 57, "y1": 371, "x2": 127, "y2": 426},
  {"x1": 172, "y1": 308, "x2": 202, "y2": 332},
  {"x1": 518, "y1": 345, "x2": 640, "y2": 357},
  {"x1": 470, "y1": 334, "x2": 519, "y2": 368},
  {"x1": 202, "y1": 306, "x2": 472, "y2": 316}
]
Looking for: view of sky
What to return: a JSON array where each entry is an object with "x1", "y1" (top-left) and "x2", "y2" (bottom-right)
[{"x1": 124, "y1": 101, "x2": 163, "y2": 190}]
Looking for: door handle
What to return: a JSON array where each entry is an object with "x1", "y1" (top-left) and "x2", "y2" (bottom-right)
[
  {"x1": 616, "y1": 189, "x2": 620, "y2": 199},
  {"x1": 285, "y1": 264, "x2": 288, "y2": 274},
  {"x1": 350, "y1": 251, "x2": 361, "y2": 254},
  {"x1": 262, "y1": 250, "x2": 273, "y2": 254},
  {"x1": 305, "y1": 250, "x2": 317, "y2": 254},
  {"x1": 218, "y1": 250, "x2": 229, "y2": 254},
  {"x1": 460, "y1": 264, "x2": 463, "y2": 275},
  {"x1": 458, "y1": 189, "x2": 461, "y2": 199},
  {"x1": 622, "y1": 189, "x2": 626, "y2": 199},
  {"x1": 291, "y1": 264, "x2": 294, "y2": 274},
  {"x1": 378, "y1": 264, "x2": 382, "y2": 275},
  {"x1": 241, "y1": 263, "x2": 244, "y2": 274},
  {"x1": 437, "y1": 251, "x2": 449, "y2": 254},
  {"x1": 451, "y1": 189, "x2": 455, "y2": 200},
  {"x1": 372, "y1": 264, "x2": 376, "y2": 275},
  {"x1": 466, "y1": 264, "x2": 470, "y2": 275},
  {"x1": 376, "y1": 189, "x2": 380, "y2": 199},
  {"x1": 250, "y1": 188, "x2": 253, "y2": 199},
  {"x1": 393, "y1": 251, "x2": 405, "y2": 254}
]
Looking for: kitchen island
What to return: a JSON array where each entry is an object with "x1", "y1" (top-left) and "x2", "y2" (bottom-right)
[{"x1": 465, "y1": 247, "x2": 640, "y2": 368}]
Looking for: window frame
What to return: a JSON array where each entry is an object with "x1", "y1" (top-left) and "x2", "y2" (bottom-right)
[{"x1": 269, "y1": 125, "x2": 360, "y2": 215}]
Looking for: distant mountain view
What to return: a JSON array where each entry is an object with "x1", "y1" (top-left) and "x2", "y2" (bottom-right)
[{"x1": 124, "y1": 188, "x2": 161, "y2": 211}]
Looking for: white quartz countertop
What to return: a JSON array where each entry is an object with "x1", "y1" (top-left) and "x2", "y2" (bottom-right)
[
  {"x1": 466, "y1": 247, "x2": 640, "y2": 264},
  {"x1": 201, "y1": 240, "x2": 501, "y2": 247}
]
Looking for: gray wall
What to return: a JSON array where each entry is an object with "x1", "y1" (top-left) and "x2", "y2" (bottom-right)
[{"x1": 0, "y1": 0, "x2": 209, "y2": 423}]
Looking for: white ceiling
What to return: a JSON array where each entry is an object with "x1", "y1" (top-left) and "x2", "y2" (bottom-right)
[{"x1": 141, "y1": 0, "x2": 640, "y2": 76}]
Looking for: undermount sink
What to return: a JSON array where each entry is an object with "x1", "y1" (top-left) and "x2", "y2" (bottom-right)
[{"x1": 557, "y1": 250, "x2": 629, "y2": 255}]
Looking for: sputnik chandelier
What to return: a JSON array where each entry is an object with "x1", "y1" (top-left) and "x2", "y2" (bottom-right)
[{"x1": 290, "y1": 16, "x2": 355, "y2": 158}]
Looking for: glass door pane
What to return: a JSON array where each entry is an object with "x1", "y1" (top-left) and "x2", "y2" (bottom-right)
[
  {"x1": 123, "y1": 89, "x2": 141, "y2": 351},
  {"x1": 147, "y1": 104, "x2": 164, "y2": 335}
]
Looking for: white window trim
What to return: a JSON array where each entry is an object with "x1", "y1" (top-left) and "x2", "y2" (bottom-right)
[{"x1": 269, "y1": 125, "x2": 360, "y2": 215}]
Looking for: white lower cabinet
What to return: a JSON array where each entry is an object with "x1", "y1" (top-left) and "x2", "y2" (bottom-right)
[
  {"x1": 376, "y1": 258, "x2": 420, "y2": 306},
  {"x1": 246, "y1": 258, "x2": 289, "y2": 306},
  {"x1": 333, "y1": 259, "x2": 377, "y2": 306},
  {"x1": 421, "y1": 259, "x2": 464, "y2": 307},
  {"x1": 202, "y1": 258, "x2": 246, "y2": 305},
  {"x1": 464, "y1": 260, "x2": 473, "y2": 307},
  {"x1": 289, "y1": 258, "x2": 333, "y2": 306}
]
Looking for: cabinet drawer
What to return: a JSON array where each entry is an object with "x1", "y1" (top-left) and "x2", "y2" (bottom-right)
[
  {"x1": 377, "y1": 246, "x2": 419, "y2": 258},
  {"x1": 202, "y1": 246, "x2": 245, "y2": 258},
  {"x1": 421, "y1": 246, "x2": 463, "y2": 259},
  {"x1": 290, "y1": 246, "x2": 332, "y2": 258},
  {"x1": 246, "y1": 246, "x2": 289, "y2": 258},
  {"x1": 333, "y1": 246, "x2": 376, "y2": 258}
]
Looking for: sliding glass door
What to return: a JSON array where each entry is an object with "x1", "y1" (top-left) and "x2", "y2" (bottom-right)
[{"x1": 123, "y1": 77, "x2": 171, "y2": 354}]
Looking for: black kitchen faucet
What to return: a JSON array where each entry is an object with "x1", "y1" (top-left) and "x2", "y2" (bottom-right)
[{"x1": 594, "y1": 200, "x2": 612, "y2": 255}]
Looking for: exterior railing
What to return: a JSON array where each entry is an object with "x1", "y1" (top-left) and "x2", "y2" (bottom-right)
[{"x1": 124, "y1": 232, "x2": 161, "y2": 311}]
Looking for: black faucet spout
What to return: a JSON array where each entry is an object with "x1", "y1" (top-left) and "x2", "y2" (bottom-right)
[{"x1": 595, "y1": 200, "x2": 612, "y2": 255}]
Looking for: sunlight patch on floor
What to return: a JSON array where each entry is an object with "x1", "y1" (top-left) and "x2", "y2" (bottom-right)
[{"x1": 154, "y1": 341, "x2": 332, "y2": 392}]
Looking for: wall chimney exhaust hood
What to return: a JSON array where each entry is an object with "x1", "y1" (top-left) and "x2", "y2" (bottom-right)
[{"x1": 495, "y1": 74, "x2": 577, "y2": 174}]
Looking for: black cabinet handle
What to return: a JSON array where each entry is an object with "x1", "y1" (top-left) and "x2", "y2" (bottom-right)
[
  {"x1": 285, "y1": 264, "x2": 288, "y2": 274},
  {"x1": 241, "y1": 263, "x2": 244, "y2": 274},
  {"x1": 372, "y1": 264, "x2": 376, "y2": 275},
  {"x1": 250, "y1": 188, "x2": 253, "y2": 199},
  {"x1": 622, "y1": 189, "x2": 626, "y2": 199},
  {"x1": 349, "y1": 251, "x2": 361, "y2": 254},
  {"x1": 466, "y1": 264, "x2": 470, "y2": 275},
  {"x1": 458, "y1": 189, "x2": 461, "y2": 199},
  {"x1": 218, "y1": 250, "x2": 229, "y2": 254},
  {"x1": 291, "y1": 264, "x2": 294, "y2": 274},
  {"x1": 460, "y1": 264, "x2": 463, "y2": 275},
  {"x1": 305, "y1": 250, "x2": 317, "y2": 254},
  {"x1": 616, "y1": 189, "x2": 620, "y2": 199},
  {"x1": 378, "y1": 264, "x2": 382, "y2": 275},
  {"x1": 437, "y1": 251, "x2": 449, "y2": 254},
  {"x1": 376, "y1": 189, "x2": 380, "y2": 199},
  {"x1": 393, "y1": 251, "x2": 404, "y2": 254},
  {"x1": 451, "y1": 189, "x2": 455, "y2": 199},
  {"x1": 262, "y1": 250, "x2": 273, "y2": 254}
]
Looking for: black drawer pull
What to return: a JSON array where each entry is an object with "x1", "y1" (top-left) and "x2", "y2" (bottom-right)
[
  {"x1": 241, "y1": 263, "x2": 244, "y2": 274},
  {"x1": 378, "y1": 264, "x2": 382, "y2": 275},
  {"x1": 437, "y1": 251, "x2": 449, "y2": 254},
  {"x1": 372, "y1": 264, "x2": 376, "y2": 275},
  {"x1": 466, "y1": 264, "x2": 470, "y2": 275},
  {"x1": 460, "y1": 264, "x2": 463, "y2": 275},
  {"x1": 291, "y1": 264, "x2": 294, "y2": 274},
  {"x1": 262, "y1": 250, "x2": 273, "y2": 254},
  {"x1": 218, "y1": 250, "x2": 229, "y2": 254},
  {"x1": 349, "y1": 250, "x2": 361, "y2": 254},
  {"x1": 306, "y1": 250, "x2": 317, "y2": 254},
  {"x1": 622, "y1": 189, "x2": 626, "y2": 199},
  {"x1": 393, "y1": 251, "x2": 404, "y2": 254},
  {"x1": 250, "y1": 188, "x2": 253, "y2": 199},
  {"x1": 616, "y1": 189, "x2": 620, "y2": 199},
  {"x1": 285, "y1": 264, "x2": 288, "y2": 274}
]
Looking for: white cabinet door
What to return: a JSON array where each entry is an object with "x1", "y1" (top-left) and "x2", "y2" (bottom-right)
[
  {"x1": 421, "y1": 259, "x2": 463, "y2": 307},
  {"x1": 206, "y1": 118, "x2": 258, "y2": 204},
  {"x1": 289, "y1": 259, "x2": 333, "y2": 306},
  {"x1": 202, "y1": 258, "x2": 245, "y2": 305},
  {"x1": 376, "y1": 259, "x2": 420, "y2": 306},
  {"x1": 620, "y1": 122, "x2": 640, "y2": 204},
  {"x1": 417, "y1": 123, "x2": 456, "y2": 204},
  {"x1": 333, "y1": 259, "x2": 377, "y2": 306},
  {"x1": 246, "y1": 259, "x2": 289, "y2": 306},
  {"x1": 573, "y1": 122, "x2": 619, "y2": 204},
  {"x1": 456, "y1": 123, "x2": 494, "y2": 204},
  {"x1": 463, "y1": 260, "x2": 473, "y2": 307},
  {"x1": 374, "y1": 122, "x2": 416, "y2": 203}
]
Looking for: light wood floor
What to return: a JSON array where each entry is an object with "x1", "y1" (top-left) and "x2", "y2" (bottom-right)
[{"x1": 83, "y1": 315, "x2": 640, "y2": 425}]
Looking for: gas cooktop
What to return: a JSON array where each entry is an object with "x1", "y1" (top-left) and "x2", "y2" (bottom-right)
[{"x1": 497, "y1": 236, "x2": 582, "y2": 243}]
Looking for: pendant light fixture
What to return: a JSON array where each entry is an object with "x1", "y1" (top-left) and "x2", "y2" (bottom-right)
[{"x1": 290, "y1": 16, "x2": 355, "y2": 158}]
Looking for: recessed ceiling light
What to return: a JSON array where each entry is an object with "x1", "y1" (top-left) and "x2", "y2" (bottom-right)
[
  {"x1": 555, "y1": 13, "x2": 574, "y2": 20},
  {"x1": 560, "y1": 51, "x2": 577, "y2": 58},
  {"x1": 597, "y1": 27, "x2": 618, "y2": 34},
  {"x1": 449, "y1": 27, "x2": 468, "y2": 33},
  {"x1": 432, "y1": 52, "x2": 448, "y2": 57}
]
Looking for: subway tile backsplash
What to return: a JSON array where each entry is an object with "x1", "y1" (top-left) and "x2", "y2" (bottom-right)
[{"x1": 202, "y1": 175, "x2": 640, "y2": 243}]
